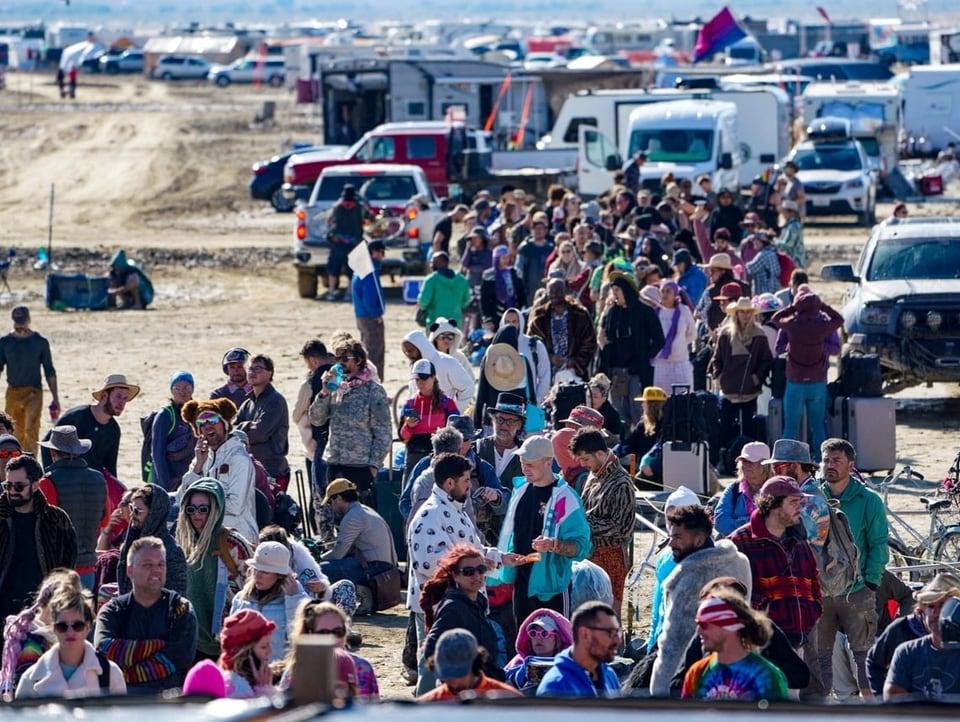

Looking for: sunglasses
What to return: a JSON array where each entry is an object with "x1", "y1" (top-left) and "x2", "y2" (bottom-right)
[
  {"x1": 0, "y1": 449, "x2": 21, "y2": 460},
  {"x1": 436, "y1": 333, "x2": 456, "y2": 341},
  {"x1": 455, "y1": 564, "x2": 488, "y2": 577},
  {"x1": 312, "y1": 626, "x2": 346, "y2": 638},
  {"x1": 429, "y1": 319, "x2": 458, "y2": 333},
  {"x1": 335, "y1": 356, "x2": 355, "y2": 363},
  {"x1": 248, "y1": 365, "x2": 267, "y2": 373},
  {"x1": 528, "y1": 628, "x2": 557, "y2": 639},
  {"x1": 2, "y1": 480, "x2": 29, "y2": 492},
  {"x1": 196, "y1": 415, "x2": 222, "y2": 428},
  {"x1": 415, "y1": 373, "x2": 433, "y2": 381},
  {"x1": 185, "y1": 505, "x2": 210, "y2": 515},
  {"x1": 130, "y1": 506, "x2": 146, "y2": 515},
  {"x1": 494, "y1": 414, "x2": 522, "y2": 426},
  {"x1": 54, "y1": 620, "x2": 88, "y2": 633}
]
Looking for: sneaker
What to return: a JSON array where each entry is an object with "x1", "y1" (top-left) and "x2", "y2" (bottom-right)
[
  {"x1": 400, "y1": 666, "x2": 418, "y2": 686},
  {"x1": 324, "y1": 291, "x2": 337, "y2": 301},
  {"x1": 346, "y1": 630, "x2": 363, "y2": 649}
]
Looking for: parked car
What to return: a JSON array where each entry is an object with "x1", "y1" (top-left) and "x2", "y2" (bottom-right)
[
  {"x1": 820, "y1": 217, "x2": 960, "y2": 394},
  {"x1": 151, "y1": 55, "x2": 212, "y2": 81},
  {"x1": 293, "y1": 164, "x2": 438, "y2": 298},
  {"x1": 784, "y1": 119, "x2": 877, "y2": 226},
  {"x1": 208, "y1": 57, "x2": 285, "y2": 87},
  {"x1": 100, "y1": 48, "x2": 144, "y2": 74},
  {"x1": 249, "y1": 146, "x2": 345, "y2": 212}
]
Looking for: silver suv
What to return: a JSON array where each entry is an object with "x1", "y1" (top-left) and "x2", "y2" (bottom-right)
[
  {"x1": 821, "y1": 217, "x2": 960, "y2": 393},
  {"x1": 151, "y1": 55, "x2": 211, "y2": 81}
]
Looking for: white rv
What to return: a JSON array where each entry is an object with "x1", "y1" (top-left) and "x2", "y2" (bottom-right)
[
  {"x1": 626, "y1": 99, "x2": 742, "y2": 192},
  {"x1": 801, "y1": 81, "x2": 901, "y2": 177},
  {"x1": 538, "y1": 86, "x2": 789, "y2": 188},
  {"x1": 902, "y1": 64, "x2": 960, "y2": 154}
]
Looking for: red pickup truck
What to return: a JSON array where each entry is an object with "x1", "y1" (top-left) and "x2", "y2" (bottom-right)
[{"x1": 283, "y1": 121, "x2": 485, "y2": 200}]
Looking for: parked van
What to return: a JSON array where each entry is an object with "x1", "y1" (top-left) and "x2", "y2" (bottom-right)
[{"x1": 625, "y1": 99, "x2": 742, "y2": 192}]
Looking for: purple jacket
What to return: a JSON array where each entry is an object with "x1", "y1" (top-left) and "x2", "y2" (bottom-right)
[{"x1": 771, "y1": 292, "x2": 843, "y2": 383}]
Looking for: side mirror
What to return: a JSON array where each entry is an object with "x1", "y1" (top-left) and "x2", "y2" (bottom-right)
[
  {"x1": 605, "y1": 154, "x2": 622, "y2": 171},
  {"x1": 720, "y1": 152, "x2": 733, "y2": 170},
  {"x1": 820, "y1": 263, "x2": 860, "y2": 283}
]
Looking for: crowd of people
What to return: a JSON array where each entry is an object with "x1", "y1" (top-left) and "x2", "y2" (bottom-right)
[{"x1": 0, "y1": 171, "x2": 946, "y2": 707}]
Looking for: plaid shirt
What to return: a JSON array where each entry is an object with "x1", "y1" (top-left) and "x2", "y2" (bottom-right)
[
  {"x1": 729, "y1": 510, "x2": 822, "y2": 640},
  {"x1": 745, "y1": 245, "x2": 781, "y2": 295}
]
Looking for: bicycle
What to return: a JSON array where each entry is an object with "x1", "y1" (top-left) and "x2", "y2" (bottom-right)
[{"x1": 866, "y1": 465, "x2": 960, "y2": 581}]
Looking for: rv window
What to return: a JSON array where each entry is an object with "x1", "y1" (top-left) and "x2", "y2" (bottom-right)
[
  {"x1": 628, "y1": 129, "x2": 714, "y2": 163},
  {"x1": 407, "y1": 136, "x2": 438, "y2": 160},
  {"x1": 407, "y1": 101, "x2": 426, "y2": 117},
  {"x1": 563, "y1": 117, "x2": 599, "y2": 144}
]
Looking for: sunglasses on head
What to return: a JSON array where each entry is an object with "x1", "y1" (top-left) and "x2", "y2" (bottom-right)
[
  {"x1": 528, "y1": 627, "x2": 557, "y2": 639},
  {"x1": 312, "y1": 626, "x2": 346, "y2": 638},
  {"x1": 2, "y1": 480, "x2": 29, "y2": 492},
  {"x1": 196, "y1": 414, "x2": 221, "y2": 428},
  {"x1": 429, "y1": 319, "x2": 458, "y2": 333},
  {"x1": 0, "y1": 449, "x2": 21, "y2": 460},
  {"x1": 185, "y1": 505, "x2": 210, "y2": 515},
  {"x1": 455, "y1": 564, "x2": 488, "y2": 577},
  {"x1": 54, "y1": 620, "x2": 88, "y2": 633}
]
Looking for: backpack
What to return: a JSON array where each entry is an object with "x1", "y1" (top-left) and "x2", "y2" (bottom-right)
[
  {"x1": 140, "y1": 405, "x2": 176, "y2": 482},
  {"x1": 817, "y1": 498, "x2": 863, "y2": 597},
  {"x1": 776, "y1": 250, "x2": 796, "y2": 288}
]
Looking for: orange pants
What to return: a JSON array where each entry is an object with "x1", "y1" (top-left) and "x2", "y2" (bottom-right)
[
  {"x1": 6, "y1": 385, "x2": 42, "y2": 455},
  {"x1": 591, "y1": 544, "x2": 628, "y2": 619}
]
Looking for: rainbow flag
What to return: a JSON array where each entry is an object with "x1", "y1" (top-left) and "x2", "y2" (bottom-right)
[{"x1": 693, "y1": 6, "x2": 747, "y2": 63}]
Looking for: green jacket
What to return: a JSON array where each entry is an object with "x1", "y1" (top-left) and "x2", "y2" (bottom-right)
[
  {"x1": 822, "y1": 478, "x2": 889, "y2": 591},
  {"x1": 418, "y1": 270, "x2": 472, "y2": 329}
]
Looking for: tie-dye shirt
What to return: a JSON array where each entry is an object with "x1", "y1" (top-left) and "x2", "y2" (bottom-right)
[{"x1": 681, "y1": 652, "x2": 788, "y2": 701}]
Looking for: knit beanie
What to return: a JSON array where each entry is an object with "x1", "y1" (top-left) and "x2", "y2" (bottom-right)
[
  {"x1": 220, "y1": 610, "x2": 276, "y2": 670},
  {"x1": 183, "y1": 659, "x2": 226, "y2": 697},
  {"x1": 170, "y1": 370, "x2": 195, "y2": 390}
]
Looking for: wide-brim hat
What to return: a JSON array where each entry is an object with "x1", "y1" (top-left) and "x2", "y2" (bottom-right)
[
  {"x1": 483, "y1": 343, "x2": 526, "y2": 391},
  {"x1": 726, "y1": 297, "x2": 759, "y2": 315},
  {"x1": 915, "y1": 572, "x2": 960, "y2": 604},
  {"x1": 639, "y1": 285, "x2": 663, "y2": 308},
  {"x1": 705, "y1": 252, "x2": 733, "y2": 270},
  {"x1": 92, "y1": 373, "x2": 140, "y2": 401},
  {"x1": 39, "y1": 425, "x2": 92, "y2": 455},
  {"x1": 244, "y1": 541, "x2": 293, "y2": 576},
  {"x1": 763, "y1": 439, "x2": 813, "y2": 466},
  {"x1": 490, "y1": 392, "x2": 527, "y2": 419}
]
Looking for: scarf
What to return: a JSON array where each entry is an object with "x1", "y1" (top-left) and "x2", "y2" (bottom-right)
[
  {"x1": 340, "y1": 367, "x2": 375, "y2": 394},
  {"x1": 657, "y1": 302, "x2": 683, "y2": 361},
  {"x1": 492, "y1": 246, "x2": 514, "y2": 305},
  {"x1": 738, "y1": 479, "x2": 757, "y2": 516}
]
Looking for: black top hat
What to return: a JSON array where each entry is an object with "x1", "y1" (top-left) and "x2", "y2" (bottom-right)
[{"x1": 490, "y1": 392, "x2": 527, "y2": 419}]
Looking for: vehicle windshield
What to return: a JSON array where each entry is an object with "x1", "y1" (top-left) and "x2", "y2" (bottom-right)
[
  {"x1": 728, "y1": 45, "x2": 757, "y2": 59},
  {"x1": 315, "y1": 175, "x2": 421, "y2": 204},
  {"x1": 628, "y1": 128, "x2": 714, "y2": 162},
  {"x1": 792, "y1": 145, "x2": 863, "y2": 172},
  {"x1": 867, "y1": 237, "x2": 960, "y2": 281}
]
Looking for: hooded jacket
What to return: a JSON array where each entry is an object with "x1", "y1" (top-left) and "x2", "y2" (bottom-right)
[
  {"x1": 709, "y1": 316, "x2": 773, "y2": 402},
  {"x1": 181, "y1": 477, "x2": 253, "y2": 657},
  {"x1": 535, "y1": 647, "x2": 620, "y2": 697},
  {"x1": 423, "y1": 588, "x2": 505, "y2": 681},
  {"x1": 771, "y1": 291, "x2": 844, "y2": 384},
  {"x1": 180, "y1": 434, "x2": 258, "y2": 545},
  {"x1": 117, "y1": 488, "x2": 187, "y2": 597},
  {"x1": 499, "y1": 308, "x2": 551, "y2": 404},
  {"x1": 15, "y1": 640, "x2": 126, "y2": 698},
  {"x1": 403, "y1": 329, "x2": 475, "y2": 410},
  {"x1": 418, "y1": 266, "x2": 472, "y2": 329},
  {"x1": 505, "y1": 608, "x2": 573, "y2": 689},
  {"x1": 650, "y1": 539, "x2": 752, "y2": 696},
  {"x1": 473, "y1": 324, "x2": 533, "y2": 428},
  {"x1": 599, "y1": 277, "x2": 665, "y2": 376},
  {"x1": 428, "y1": 317, "x2": 474, "y2": 382}
]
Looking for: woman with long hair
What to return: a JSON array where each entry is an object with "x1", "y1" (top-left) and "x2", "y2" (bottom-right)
[
  {"x1": 282, "y1": 600, "x2": 379, "y2": 700},
  {"x1": 229, "y1": 541, "x2": 309, "y2": 663},
  {"x1": 416, "y1": 543, "x2": 506, "y2": 695},
  {"x1": 1, "y1": 569, "x2": 84, "y2": 699},
  {"x1": 652, "y1": 280, "x2": 696, "y2": 392},
  {"x1": 399, "y1": 359, "x2": 458, "y2": 482},
  {"x1": 15, "y1": 589, "x2": 126, "y2": 698},
  {"x1": 176, "y1": 478, "x2": 253, "y2": 660},
  {"x1": 546, "y1": 240, "x2": 583, "y2": 283},
  {"x1": 218, "y1": 609, "x2": 278, "y2": 698}
]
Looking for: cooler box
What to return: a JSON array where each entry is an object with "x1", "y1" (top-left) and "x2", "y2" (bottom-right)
[
  {"x1": 920, "y1": 175, "x2": 943, "y2": 195},
  {"x1": 402, "y1": 277, "x2": 423, "y2": 305},
  {"x1": 45, "y1": 273, "x2": 110, "y2": 311}
]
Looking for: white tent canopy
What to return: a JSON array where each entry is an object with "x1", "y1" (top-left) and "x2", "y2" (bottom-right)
[{"x1": 59, "y1": 40, "x2": 106, "y2": 70}]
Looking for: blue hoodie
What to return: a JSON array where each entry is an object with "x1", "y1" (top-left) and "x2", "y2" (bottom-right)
[{"x1": 536, "y1": 647, "x2": 620, "y2": 697}]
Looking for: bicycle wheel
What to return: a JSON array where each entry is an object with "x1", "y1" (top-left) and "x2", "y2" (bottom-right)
[
  {"x1": 933, "y1": 531, "x2": 960, "y2": 573},
  {"x1": 887, "y1": 538, "x2": 914, "y2": 582},
  {"x1": 391, "y1": 382, "x2": 414, "y2": 433}
]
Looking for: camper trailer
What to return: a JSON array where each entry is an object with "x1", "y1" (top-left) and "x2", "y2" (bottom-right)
[
  {"x1": 801, "y1": 81, "x2": 901, "y2": 177},
  {"x1": 902, "y1": 64, "x2": 960, "y2": 155}
]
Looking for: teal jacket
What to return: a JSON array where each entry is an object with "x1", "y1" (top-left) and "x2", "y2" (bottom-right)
[
  {"x1": 822, "y1": 478, "x2": 889, "y2": 591},
  {"x1": 418, "y1": 269, "x2": 472, "y2": 329},
  {"x1": 496, "y1": 476, "x2": 592, "y2": 601}
]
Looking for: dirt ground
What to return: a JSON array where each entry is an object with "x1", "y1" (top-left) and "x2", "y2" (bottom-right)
[{"x1": 2, "y1": 72, "x2": 960, "y2": 698}]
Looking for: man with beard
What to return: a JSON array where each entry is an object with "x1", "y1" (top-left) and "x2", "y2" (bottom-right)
[
  {"x1": 516, "y1": 212, "x2": 555, "y2": 306},
  {"x1": 211, "y1": 347, "x2": 252, "y2": 409},
  {"x1": 180, "y1": 398, "x2": 258, "y2": 545},
  {"x1": 475, "y1": 393, "x2": 524, "y2": 490},
  {"x1": 536, "y1": 601, "x2": 621, "y2": 697},
  {"x1": 649, "y1": 504, "x2": 751, "y2": 696},
  {"x1": 527, "y1": 278, "x2": 597, "y2": 381},
  {"x1": 235, "y1": 354, "x2": 290, "y2": 492},
  {"x1": 41, "y1": 373, "x2": 139, "y2": 478},
  {"x1": 95, "y1": 536, "x2": 198, "y2": 694},
  {"x1": 0, "y1": 454, "x2": 76, "y2": 622}
]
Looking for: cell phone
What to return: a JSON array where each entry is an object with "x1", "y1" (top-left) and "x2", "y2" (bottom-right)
[{"x1": 401, "y1": 408, "x2": 420, "y2": 420}]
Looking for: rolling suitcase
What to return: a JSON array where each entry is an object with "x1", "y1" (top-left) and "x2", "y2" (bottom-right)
[
  {"x1": 662, "y1": 441, "x2": 710, "y2": 496},
  {"x1": 839, "y1": 355, "x2": 883, "y2": 398},
  {"x1": 766, "y1": 399, "x2": 807, "y2": 445},
  {"x1": 828, "y1": 396, "x2": 896, "y2": 472}
]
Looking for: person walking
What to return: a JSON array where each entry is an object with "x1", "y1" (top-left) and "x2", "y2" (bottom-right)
[
  {"x1": 352, "y1": 240, "x2": 386, "y2": 376},
  {"x1": 325, "y1": 184, "x2": 364, "y2": 301}
]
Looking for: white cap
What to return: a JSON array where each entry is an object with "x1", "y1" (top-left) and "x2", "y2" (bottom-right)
[{"x1": 664, "y1": 485, "x2": 701, "y2": 510}]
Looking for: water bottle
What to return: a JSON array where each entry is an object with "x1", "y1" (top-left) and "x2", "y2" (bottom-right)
[{"x1": 326, "y1": 363, "x2": 344, "y2": 392}]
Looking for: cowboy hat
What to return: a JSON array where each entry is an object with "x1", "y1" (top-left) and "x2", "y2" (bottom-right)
[
  {"x1": 639, "y1": 285, "x2": 663, "y2": 308},
  {"x1": 490, "y1": 392, "x2": 527, "y2": 419},
  {"x1": 705, "y1": 252, "x2": 734, "y2": 270},
  {"x1": 726, "y1": 297, "x2": 760, "y2": 315},
  {"x1": 483, "y1": 343, "x2": 526, "y2": 391},
  {"x1": 39, "y1": 425, "x2": 92, "y2": 455},
  {"x1": 92, "y1": 373, "x2": 140, "y2": 401}
]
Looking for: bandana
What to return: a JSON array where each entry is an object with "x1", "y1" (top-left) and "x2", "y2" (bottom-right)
[{"x1": 696, "y1": 596, "x2": 745, "y2": 631}]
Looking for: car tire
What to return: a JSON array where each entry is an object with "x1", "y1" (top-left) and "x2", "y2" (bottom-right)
[
  {"x1": 215, "y1": 75, "x2": 230, "y2": 87},
  {"x1": 297, "y1": 268, "x2": 319, "y2": 299},
  {"x1": 161, "y1": 72, "x2": 173, "y2": 81},
  {"x1": 270, "y1": 186, "x2": 295, "y2": 213}
]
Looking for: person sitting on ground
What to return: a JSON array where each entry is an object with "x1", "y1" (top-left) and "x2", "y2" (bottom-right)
[
  {"x1": 16, "y1": 587, "x2": 126, "y2": 698},
  {"x1": 504, "y1": 609, "x2": 574, "y2": 694},
  {"x1": 218, "y1": 610, "x2": 278, "y2": 698},
  {"x1": 107, "y1": 250, "x2": 153, "y2": 310},
  {"x1": 417, "y1": 628, "x2": 520, "y2": 702},
  {"x1": 536, "y1": 601, "x2": 621, "y2": 698},
  {"x1": 116, "y1": 484, "x2": 188, "y2": 597}
]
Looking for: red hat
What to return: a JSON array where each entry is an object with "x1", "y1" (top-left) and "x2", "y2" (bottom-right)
[
  {"x1": 739, "y1": 212, "x2": 762, "y2": 227},
  {"x1": 716, "y1": 282, "x2": 743, "y2": 301},
  {"x1": 219, "y1": 610, "x2": 276, "y2": 670},
  {"x1": 561, "y1": 405, "x2": 605, "y2": 428}
]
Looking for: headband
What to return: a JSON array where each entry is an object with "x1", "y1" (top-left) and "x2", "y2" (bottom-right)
[{"x1": 696, "y1": 596, "x2": 745, "y2": 631}]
